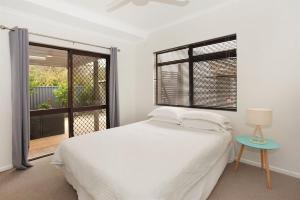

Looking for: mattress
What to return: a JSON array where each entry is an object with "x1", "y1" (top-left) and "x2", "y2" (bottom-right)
[{"x1": 52, "y1": 120, "x2": 234, "y2": 200}]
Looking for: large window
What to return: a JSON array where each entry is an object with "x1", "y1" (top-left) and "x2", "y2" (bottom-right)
[{"x1": 155, "y1": 34, "x2": 237, "y2": 111}]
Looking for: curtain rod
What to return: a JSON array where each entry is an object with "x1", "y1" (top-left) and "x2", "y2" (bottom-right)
[{"x1": 0, "y1": 25, "x2": 120, "y2": 52}]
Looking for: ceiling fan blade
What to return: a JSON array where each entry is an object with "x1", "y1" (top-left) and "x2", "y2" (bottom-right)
[
  {"x1": 107, "y1": 0, "x2": 131, "y2": 12},
  {"x1": 151, "y1": 0, "x2": 189, "y2": 6}
]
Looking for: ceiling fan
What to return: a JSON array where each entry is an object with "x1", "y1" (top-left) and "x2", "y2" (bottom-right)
[{"x1": 107, "y1": 0, "x2": 189, "y2": 12}]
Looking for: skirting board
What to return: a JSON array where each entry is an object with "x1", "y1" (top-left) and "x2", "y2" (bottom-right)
[
  {"x1": 241, "y1": 158, "x2": 300, "y2": 179},
  {"x1": 0, "y1": 164, "x2": 13, "y2": 172},
  {"x1": 1, "y1": 159, "x2": 299, "y2": 179}
]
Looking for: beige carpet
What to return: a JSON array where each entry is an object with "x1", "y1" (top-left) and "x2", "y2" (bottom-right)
[{"x1": 0, "y1": 156, "x2": 299, "y2": 200}]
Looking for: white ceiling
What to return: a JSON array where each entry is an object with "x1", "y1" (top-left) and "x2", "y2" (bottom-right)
[
  {"x1": 0, "y1": 0, "x2": 234, "y2": 40},
  {"x1": 57, "y1": 0, "x2": 229, "y2": 31}
]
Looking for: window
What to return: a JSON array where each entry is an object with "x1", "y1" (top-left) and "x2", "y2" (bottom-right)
[{"x1": 155, "y1": 34, "x2": 237, "y2": 111}]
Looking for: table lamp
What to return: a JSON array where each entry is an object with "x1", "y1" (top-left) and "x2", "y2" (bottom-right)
[{"x1": 247, "y1": 108, "x2": 272, "y2": 144}]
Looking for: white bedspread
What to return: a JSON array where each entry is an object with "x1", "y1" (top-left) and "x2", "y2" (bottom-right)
[{"x1": 52, "y1": 120, "x2": 232, "y2": 200}]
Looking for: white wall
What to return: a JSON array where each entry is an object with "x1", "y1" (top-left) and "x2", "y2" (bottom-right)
[
  {"x1": 0, "y1": 9, "x2": 138, "y2": 171},
  {"x1": 134, "y1": 0, "x2": 300, "y2": 177},
  {"x1": 0, "y1": 30, "x2": 13, "y2": 172},
  {"x1": 1, "y1": 0, "x2": 300, "y2": 179}
]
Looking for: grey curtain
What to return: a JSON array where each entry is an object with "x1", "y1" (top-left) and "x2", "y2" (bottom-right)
[
  {"x1": 109, "y1": 47, "x2": 120, "y2": 128},
  {"x1": 9, "y1": 27, "x2": 32, "y2": 169}
]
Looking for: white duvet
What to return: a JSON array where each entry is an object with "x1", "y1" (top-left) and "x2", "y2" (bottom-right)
[{"x1": 52, "y1": 120, "x2": 232, "y2": 200}]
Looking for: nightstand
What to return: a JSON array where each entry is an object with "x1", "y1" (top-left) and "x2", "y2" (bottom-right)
[{"x1": 234, "y1": 135, "x2": 280, "y2": 189}]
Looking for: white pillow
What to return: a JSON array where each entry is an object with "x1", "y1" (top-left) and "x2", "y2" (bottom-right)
[
  {"x1": 149, "y1": 116, "x2": 180, "y2": 125},
  {"x1": 181, "y1": 110, "x2": 231, "y2": 129},
  {"x1": 148, "y1": 107, "x2": 186, "y2": 124},
  {"x1": 182, "y1": 119, "x2": 232, "y2": 131},
  {"x1": 182, "y1": 119, "x2": 222, "y2": 131}
]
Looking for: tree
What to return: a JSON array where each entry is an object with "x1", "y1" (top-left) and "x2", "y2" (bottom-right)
[{"x1": 29, "y1": 65, "x2": 67, "y2": 87}]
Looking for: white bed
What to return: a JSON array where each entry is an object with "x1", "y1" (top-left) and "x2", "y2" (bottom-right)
[{"x1": 52, "y1": 120, "x2": 234, "y2": 200}]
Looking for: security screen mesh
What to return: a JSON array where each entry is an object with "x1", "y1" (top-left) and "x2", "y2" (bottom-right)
[
  {"x1": 71, "y1": 53, "x2": 108, "y2": 136},
  {"x1": 72, "y1": 55, "x2": 107, "y2": 108},
  {"x1": 193, "y1": 58, "x2": 237, "y2": 109},
  {"x1": 155, "y1": 34, "x2": 237, "y2": 111},
  {"x1": 157, "y1": 48, "x2": 188, "y2": 63},
  {"x1": 73, "y1": 109, "x2": 106, "y2": 136},
  {"x1": 193, "y1": 40, "x2": 237, "y2": 56}
]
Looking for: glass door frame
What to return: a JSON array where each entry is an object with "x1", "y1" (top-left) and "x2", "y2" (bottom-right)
[
  {"x1": 68, "y1": 49, "x2": 110, "y2": 137},
  {"x1": 29, "y1": 42, "x2": 110, "y2": 159}
]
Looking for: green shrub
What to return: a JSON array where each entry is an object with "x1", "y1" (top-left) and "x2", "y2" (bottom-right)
[
  {"x1": 38, "y1": 103, "x2": 51, "y2": 110},
  {"x1": 53, "y1": 83, "x2": 68, "y2": 107}
]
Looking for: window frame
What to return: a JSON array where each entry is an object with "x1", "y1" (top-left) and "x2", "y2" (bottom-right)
[{"x1": 154, "y1": 34, "x2": 237, "y2": 112}]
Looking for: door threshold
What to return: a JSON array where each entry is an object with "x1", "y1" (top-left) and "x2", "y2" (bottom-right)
[{"x1": 29, "y1": 153, "x2": 54, "y2": 161}]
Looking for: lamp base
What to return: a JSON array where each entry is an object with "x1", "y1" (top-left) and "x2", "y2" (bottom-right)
[
  {"x1": 250, "y1": 136, "x2": 267, "y2": 144},
  {"x1": 250, "y1": 125, "x2": 267, "y2": 144}
]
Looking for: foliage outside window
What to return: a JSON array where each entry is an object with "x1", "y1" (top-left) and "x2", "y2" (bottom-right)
[{"x1": 29, "y1": 65, "x2": 68, "y2": 110}]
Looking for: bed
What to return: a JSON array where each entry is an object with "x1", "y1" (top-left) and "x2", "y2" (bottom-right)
[{"x1": 52, "y1": 117, "x2": 234, "y2": 200}]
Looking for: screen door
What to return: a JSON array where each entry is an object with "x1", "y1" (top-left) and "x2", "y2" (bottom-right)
[{"x1": 69, "y1": 50, "x2": 110, "y2": 136}]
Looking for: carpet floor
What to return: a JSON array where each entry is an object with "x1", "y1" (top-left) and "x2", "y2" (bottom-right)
[{"x1": 0, "y1": 156, "x2": 299, "y2": 200}]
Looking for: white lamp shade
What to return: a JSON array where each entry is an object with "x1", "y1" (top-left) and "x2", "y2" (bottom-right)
[{"x1": 247, "y1": 108, "x2": 272, "y2": 126}]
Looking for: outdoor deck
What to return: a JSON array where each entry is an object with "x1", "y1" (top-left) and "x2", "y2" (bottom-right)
[
  {"x1": 29, "y1": 118, "x2": 69, "y2": 159},
  {"x1": 29, "y1": 114, "x2": 107, "y2": 159}
]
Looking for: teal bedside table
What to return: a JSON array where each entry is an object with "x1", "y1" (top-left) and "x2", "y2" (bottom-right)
[{"x1": 234, "y1": 135, "x2": 280, "y2": 189}]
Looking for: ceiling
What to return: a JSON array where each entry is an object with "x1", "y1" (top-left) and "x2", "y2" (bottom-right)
[
  {"x1": 0, "y1": 0, "x2": 234, "y2": 40},
  {"x1": 29, "y1": 45, "x2": 105, "y2": 68},
  {"x1": 57, "y1": 0, "x2": 229, "y2": 31},
  {"x1": 29, "y1": 45, "x2": 68, "y2": 68}
]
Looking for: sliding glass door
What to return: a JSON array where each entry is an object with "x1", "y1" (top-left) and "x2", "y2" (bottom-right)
[
  {"x1": 29, "y1": 43, "x2": 110, "y2": 159},
  {"x1": 69, "y1": 50, "x2": 110, "y2": 136}
]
